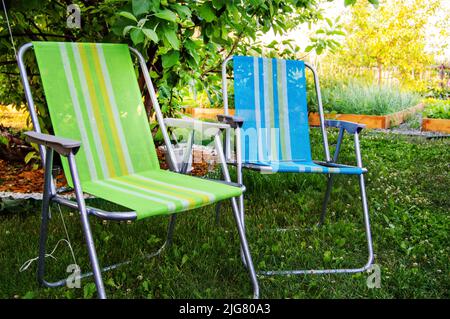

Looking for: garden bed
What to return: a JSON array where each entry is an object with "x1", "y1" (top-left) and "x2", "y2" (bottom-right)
[
  {"x1": 421, "y1": 118, "x2": 450, "y2": 134},
  {"x1": 421, "y1": 99, "x2": 450, "y2": 134},
  {"x1": 309, "y1": 103, "x2": 424, "y2": 129},
  {"x1": 186, "y1": 103, "x2": 424, "y2": 129},
  {"x1": 184, "y1": 107, "x2": 234, "y2": 120}
]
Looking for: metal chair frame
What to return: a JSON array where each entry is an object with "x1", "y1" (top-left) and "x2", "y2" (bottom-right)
[
  {"x1": 219, "y1": 56, "x2": 374, "y2": 276},
  {"x1": 17, "y1": 43, "x2": 260, "y2": 299}
]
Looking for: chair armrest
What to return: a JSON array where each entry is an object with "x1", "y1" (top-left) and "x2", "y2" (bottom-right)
[
  {"x1": 217, "y1": 114, "x2": 244, "y2": 128},
  {"x1": 325, "y1": 120, "x2": 365, "y2": 134},
  {"x1": 24, "y1": 131, "x2": 81, "y2": 157},
  {"x1": 164, "y1": 118, "x2": 230, "y2": 136}
]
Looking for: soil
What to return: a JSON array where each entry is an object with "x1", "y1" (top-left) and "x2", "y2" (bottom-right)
[
  {"x1": 0, "y1": 145, "x2": 210, "y2": 194},
  {"x1": 0, "y1": 159, "x2": 67, "y2": 193}
]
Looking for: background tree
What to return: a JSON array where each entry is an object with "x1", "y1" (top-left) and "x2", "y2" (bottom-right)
[{"x1": 337, "y1": 0, "x2": 440, "y2": 86}]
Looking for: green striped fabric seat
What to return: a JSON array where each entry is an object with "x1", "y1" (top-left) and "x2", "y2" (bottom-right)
[{"x1": 33, "y1": 42, "x2": 241, "y2": 219}]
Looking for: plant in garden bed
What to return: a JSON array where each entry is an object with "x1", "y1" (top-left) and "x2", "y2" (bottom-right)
[
  {"x1": 425, "y1": 84, "x2": 450, "y2": 100},
  {"x1": 422, "y1": 99, "x2": 450, "y2": 120},
  {"x1": 308, "y1": 79, "x2": 421, "y2": 115}
]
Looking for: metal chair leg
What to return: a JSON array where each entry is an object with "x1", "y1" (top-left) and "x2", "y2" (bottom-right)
[
  {"x1": 258, "y1": 173, "x2": 374, "y2": 276},
  {"x1": 358, "y1": 174, "x2": 374, "y2": 267},
  {"x1": 68, "y1": 153, "x2": 106, "y2": 299},
  {"x1": 230, "y1": 197, "x2": 259, "y2": 299},
  {"x1": 35, "y1": 208, "x2": 175, "y2": 289},
  {"x1": 165, "y1": 214, "x2": 177, "y2": 247},
  {"x1": 237, "y1": 194, "x2": 248, "y2": 268},
  {"x1": 37, "y1": 148, "x2": 54, "y2": 287},
  {"x1": 35, "y1": 148, "x2": 177, "y2": 292},
  {"x1": 319, "y1": 127, "x2": 344, "y2": 226}
]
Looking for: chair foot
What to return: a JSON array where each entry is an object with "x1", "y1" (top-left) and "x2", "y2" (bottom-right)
[
  {"x1": 258, "y1": 173, "x2": 374, "y2": 282},
  {"x1": 38, "y1": 240, "x2": 169, "y2": 288},
  {"x1": 258, "y1": 260, "x2": 374, "y2": 276},
  {"x1": 37, "y1": 206, "x2": 175, "y2": 293}
]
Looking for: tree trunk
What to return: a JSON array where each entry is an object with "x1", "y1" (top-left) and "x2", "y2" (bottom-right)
[
  {"x1": 138, "y1": 72, "x2": 153, "y2": 118},
  {"x1": 377, "y1": 63, "x2": 382, "y2": 86}
]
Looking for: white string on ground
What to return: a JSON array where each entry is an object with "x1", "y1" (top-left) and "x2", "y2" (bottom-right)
[
  {"x1": 19, "y1": 238, "x2": 70, "y2": 272},
  {"x1": 57, "y1": 203, "x2": 78, "y2": 266},
  {"x1": 19, "y1": 204, "x2": 78, "y2": 273}
]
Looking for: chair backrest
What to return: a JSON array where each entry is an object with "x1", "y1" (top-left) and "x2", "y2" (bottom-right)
[
  {"x1": 232, "y1": 56, "x2": 312, "y2": 163},
  {"x1": 33, "y1": 42, "x2": 160, "y2": 183}
]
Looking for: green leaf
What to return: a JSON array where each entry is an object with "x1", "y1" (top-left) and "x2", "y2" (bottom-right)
[
  {"x1": 83, "y1": 283, "x2": 97, "y2": 299},
  {"x1": 162, "y1": 50, "x2": 180, "y2": 68},
  {"x1": 171, "y1": 4, "x2": 191, "y2": 19},
  {"x1": 22, "y1": 291, "x2": 36, "y2": 299},
  {"x1": 117, "y1": 11, "x2": 137, "y2": 22},
  {"x1": 184, "y1": 39, "x2": 200, "y2": 64},
  {"x1": 142, "y1": 28, "x2": 159, "y2": 43},
  {"x1": 24, "y1": 151, "x2": 36, "y2": 164},
  {"x1": 0, "y1": 135, "x2": 9, "y2": 147},
  {"x1": 164, "y1": 29, "x2": 180, "y2": 50},
  {"x1": 197, "y1": 3, "x2": 216, "y2": 23},
  {"x1": 155, "y1": 9, "x2": 177, "y2": 22},
  {"x1": 212, "y1": 0, "x2": 225, "y2": 9},
  {"x1": 323, "y1": 251, "x2": 332, "y2": 263},
  {"x1": 132, "y1": 0, "x2": 151, "y2": 16},
  {"x1": 106, "y1": 278, "x2": 119, "y2": 288},
  {"x1": 130, "y1": 28, "x2": 145, "y2": 45},
  {"x1": 344, "y1": 0, "x2": 357, "y2": 6},
  {"x1": 368, "y1": 0, "x2": 379, "y2": 5},
  {"x1": 331, "y1": 30, "x2": 346, "y2": 36},
  {"x1": 305, "y1": 45, "x2": 314, "y2": 52},
  {"x1": 181, "y1": 254, "x2": 189, "y2": 267},
  {"x1": 122, "y1": 25, "x2": 135, "y2": 37}
]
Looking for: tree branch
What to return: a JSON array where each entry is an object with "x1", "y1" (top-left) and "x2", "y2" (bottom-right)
[
  {"x1": 0, "y1": 61, "x2": 18, "y2": 66},
  {"x1": 0, "y1": 33, "x2": 75, "y2": 39}
]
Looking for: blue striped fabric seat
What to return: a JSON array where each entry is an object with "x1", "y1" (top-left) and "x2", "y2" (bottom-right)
[{"x1": 233, "y1": 56, "x2": 363, "y2": 175}]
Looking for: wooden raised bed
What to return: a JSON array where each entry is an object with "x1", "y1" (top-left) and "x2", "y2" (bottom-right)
[
  {"x1": 309, "y1": 103, "x2": 424, "y2": 129},
  {"x1": 422, "y1": 118, "x2": 450, "y2": 134},
  {"x1": 185, "y1": 103, "x2": 423, "y2": 129},
  {"x1": 184, "y1": 107, "x2": 234, "y2": 120}
]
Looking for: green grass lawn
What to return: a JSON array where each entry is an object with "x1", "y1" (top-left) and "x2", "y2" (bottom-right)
[{"x1": 0, "y1": 130, "x2": 449, "y2": 299}]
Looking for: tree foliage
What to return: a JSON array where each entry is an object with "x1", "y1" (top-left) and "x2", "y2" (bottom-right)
[
  {"x1": 337, "y1": 0, "x2": 440, "y2": 85},
  {"x1": 0, "y1": 0, "x2": 364, "y2": 134}
]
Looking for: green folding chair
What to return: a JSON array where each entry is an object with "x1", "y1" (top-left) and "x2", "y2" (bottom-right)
[
  {"x1": 218, "y1": 56, "x2": 374, "y2": 276},
  {"x1": 17, "y1": 42, "x2": 259, "y2": 299}
]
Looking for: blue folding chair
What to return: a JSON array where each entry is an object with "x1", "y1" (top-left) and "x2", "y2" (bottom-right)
[{"x1": 218, "y1": 56, "x2": 374, "y2": 276}]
